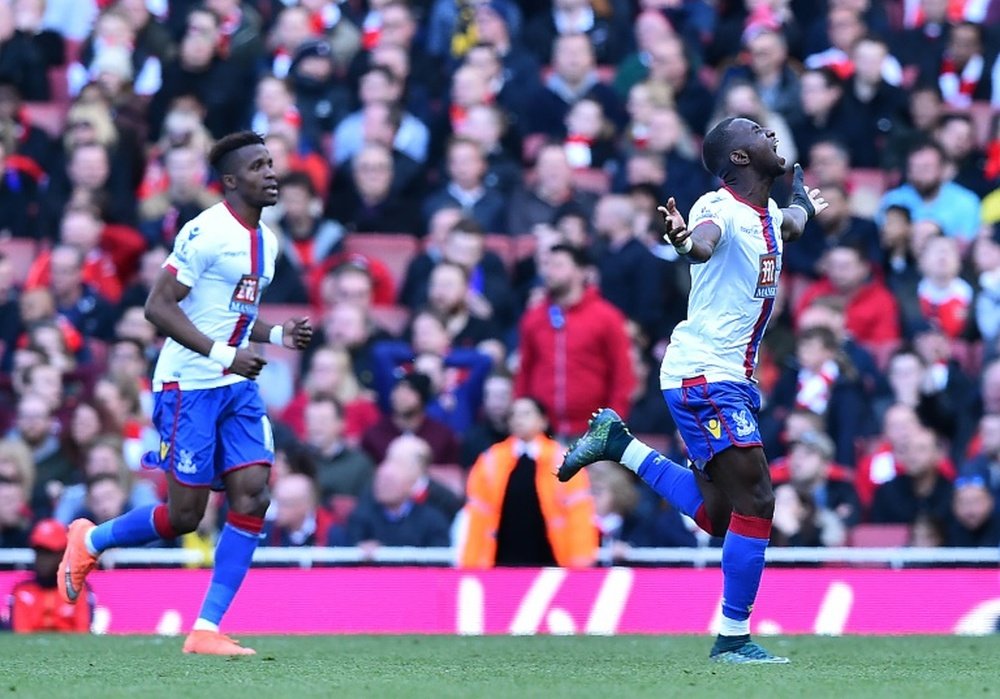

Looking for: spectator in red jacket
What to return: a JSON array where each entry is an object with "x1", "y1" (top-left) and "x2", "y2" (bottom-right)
[
  {"x1": 515, "y1": 244, "x2": 634, "y2": 437},
  {"x1": 2, "y1": 519, "x2": 92, "y2": 633},
  {"x1": 796, "y1": 243, "x2": 901, "y2": 346},
  {"x1": 25, "y1": 205, "x2": 123, "y2": 304}
]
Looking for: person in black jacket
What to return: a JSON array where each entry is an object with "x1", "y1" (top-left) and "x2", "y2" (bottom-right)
[
  {"x1": 946, "y1": 475, "x2": 1000, "y2": 547},
  {"x1": 871, "y1": 427, "x2": 953, "y2": 525},
  {"x1": 339, "y1": 435, "x2": 452, "y2": 552},
  {"x1": 326, "y1": 142, "x2": 417, "y2": 235},
  {"x1": 592, "y1": 194, "x2": 664, "y2": 341}
]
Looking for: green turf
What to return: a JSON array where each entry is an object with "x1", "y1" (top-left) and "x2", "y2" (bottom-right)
[{"x1": 1, "y1": 635, "x2": 998, "y2": 699}]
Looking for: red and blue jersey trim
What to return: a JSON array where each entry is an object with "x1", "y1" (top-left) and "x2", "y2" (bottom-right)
[
  {"x1": 223, "y1": 202, "x2": 266, "y2": 349},
  {"x1": 742, "y1": 211, "x2": 778, "y2": 378}
]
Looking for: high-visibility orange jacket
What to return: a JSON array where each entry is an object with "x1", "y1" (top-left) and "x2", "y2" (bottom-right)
[{"x1": 458, "y1": 435, "x2": 597, "y2": 568}]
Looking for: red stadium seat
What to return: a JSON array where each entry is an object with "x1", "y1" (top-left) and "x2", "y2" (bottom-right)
[
  {"x1": 22, "y1": 102, "x2": 65, "y2": 138},
  {"x1": 847, "y1": 524, "x2": 910, "y2": 547},
  {"x1": 572, "y1": 168, "x2": 610, "y2": 194},
  {"x1": 0, "y1": 238, "x2": 37, "y2": 285},
  {"x1": 344, "y1": 233, "x2": 420, "y2": 290},
  {"x1": 429, "y1": 464, "x2": 466, "y2": 498}
]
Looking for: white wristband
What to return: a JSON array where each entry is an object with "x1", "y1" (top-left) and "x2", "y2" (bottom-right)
[
  {"x1": 269, "y1": 324, "x2": 284, "y2": 346},
  {"x1": 208, "y1": 342, "x2": 237, "y2": 368},
  {"x1": 674, "y1": 237, "x2": 693, "y2": 255},
  {"x1": 789, "y1": 203, "x2": 810, "y2": 219}
]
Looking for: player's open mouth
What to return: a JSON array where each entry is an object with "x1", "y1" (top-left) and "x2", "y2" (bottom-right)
[{"x1": 264, "y1": 184, "x2": 278, "y2": 194}]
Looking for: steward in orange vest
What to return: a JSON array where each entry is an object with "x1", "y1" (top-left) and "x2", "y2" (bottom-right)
[{"x1": 459, "y1": 397, "x2": 598, "y2": 568}]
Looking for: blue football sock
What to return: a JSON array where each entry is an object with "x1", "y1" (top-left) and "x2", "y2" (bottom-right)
[
  {"x1": 636, "y1": 451, "x2": 705, "y2": 518},
  {"x1": 87, "y1": 504, "x2": 164, "y2": 554},
  {"x1": 720, "y1": 513, "x2": 772, "y2": 635},
  {"x1": 196, "y1": 518, "x2": 261, "y2": 626}
]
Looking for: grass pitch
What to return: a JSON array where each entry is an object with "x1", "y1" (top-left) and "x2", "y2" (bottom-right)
[{"x1": 2, "y1": 634, "x2": 998, "y2": 699}]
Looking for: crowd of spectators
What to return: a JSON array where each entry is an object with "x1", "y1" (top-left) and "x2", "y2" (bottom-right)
[{"x1": 0, "y1": 0, "x2": 999, "y2": 571}]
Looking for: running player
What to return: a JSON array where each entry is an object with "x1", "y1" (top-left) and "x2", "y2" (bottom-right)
[
  {"x1": 57, "y1": 131, "x2": 313, "y2": 656},
  {"x1": 559, "y1": 117, "x2": 828, "y2": 663}
]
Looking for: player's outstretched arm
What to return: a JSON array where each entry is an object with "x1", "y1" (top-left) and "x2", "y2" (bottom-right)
[
  {"x1": 145, "y1": 269, "x2": 266, "y2": 379},
  {"x1": 781, "y1": 163, "x2": 829, "y2": 242},
  {"x1": 658, "y1": 197, "x2": 721, "y2": 263},
  {"x1": 248, "y1": 316, "x2": 314, "y2": 350}
]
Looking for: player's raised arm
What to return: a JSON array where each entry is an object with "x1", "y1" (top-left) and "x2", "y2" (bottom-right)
[
  {"x1": 145, "y1": 269, "x2": 267, "y2": 379},
  {"x1": 780, "y1": 163, "x2": 829, "y2": 242},
  {"x1": 658, "y1": 197, "x2": 721, "y2": 263}
]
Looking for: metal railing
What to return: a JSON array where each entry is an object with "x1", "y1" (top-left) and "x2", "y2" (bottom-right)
[{"x1": 0, "y1": 546, "x2": 996, "y2": 569}]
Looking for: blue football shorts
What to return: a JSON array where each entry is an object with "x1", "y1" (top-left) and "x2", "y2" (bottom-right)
[
  {"x1": 662, "y1": 376, "x2": 763, "y2": 470},
  {"x1": 148, "y1": 381, "x2": 274, "y2": 489}
]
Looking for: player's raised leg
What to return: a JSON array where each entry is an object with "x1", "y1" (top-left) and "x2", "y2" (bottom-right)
[
  {"x1": 57, "y1": 387, "x2": 213, "y2": 606},
  {"x1": 704, "y1": 445, "x2": 787, "y2": 664},
  {"x1": 559, "y1": 409, "x2": 721, "y2": 535}
]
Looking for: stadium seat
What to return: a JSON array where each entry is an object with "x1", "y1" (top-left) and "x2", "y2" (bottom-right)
[
  {"x1": 428, "y1": 464, "x2": 466, "y2": 498},
  {"x1": 572, "y1": 168, "x2": 611, "y2": 194},
  {"x1": 370, "y1": 304, "x2": 411, "y2": 336},
  {"x1": 848, "y1": 169, "x2": 889, "y2": 219},
  {"x1": 847, "y1": 523, "x2": 910, "y2": 547},
  {"x1": 22, "y1": 102, "x2": 65, "y2": 138},
  {"x1": 344, "y1": 233, "x2": 419, "y2": 290},
  {"x1": 0, "y1": 238, "x2": 37, "y2": 285}
]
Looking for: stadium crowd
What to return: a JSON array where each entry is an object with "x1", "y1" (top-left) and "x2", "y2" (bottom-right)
[{"x1": 0, "y1": 0, "x2": 998, "y2": 574}]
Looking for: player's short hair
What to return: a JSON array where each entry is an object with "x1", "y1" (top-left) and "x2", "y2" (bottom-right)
[
  {"x1": 549, "y1": 243, "x2": 590, "y2": 268},
  {"x1": 701, "y1": 116, "x2": 740, "y2": 178},
  {"x1": 209, "y1": 131, "x2": 265, "y2": 176}
]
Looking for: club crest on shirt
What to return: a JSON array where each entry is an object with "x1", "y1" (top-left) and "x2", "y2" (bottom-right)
[
  {"x1": 230, "y1": 274, "x2": 261, "y2": 313},
  {"x1": 754, "y1": 253, "x2": 779, "y2": 299},
  {"x1": 731, "y1": 410, "x2": 756, "y2": 438}
]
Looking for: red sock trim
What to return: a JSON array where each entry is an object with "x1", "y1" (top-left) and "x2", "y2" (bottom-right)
[
  {"x1": 694, "y1": 503, "x2": 715, "y2": 537},
  {"x1": 153, "y1": 504, "x2": 178, "y2": 539},
  {"x1": 729, "y1": 512, "x2": 772, "y2": 539},
  {"x1": 226, "y1": 511, "x2": 265, "y2": 535}
]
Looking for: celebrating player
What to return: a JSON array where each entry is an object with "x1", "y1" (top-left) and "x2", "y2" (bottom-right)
[
  {"x1": 57, "y1": 131, "x2": 313, "y2": 656},
  {"x1": 559, "y1": 117, "x2": 828, "y2": 664}
]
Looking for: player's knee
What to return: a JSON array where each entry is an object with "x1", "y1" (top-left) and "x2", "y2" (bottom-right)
[
  {"x1": 229, "y1": 484, "x2": 270, "y2": 519},
  {"x1": 167, "y1": 506, "x2": 203, "y2": 535}
]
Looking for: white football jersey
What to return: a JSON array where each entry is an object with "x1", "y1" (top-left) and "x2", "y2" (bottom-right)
[
  {"x1": 660, "y1": 187, "x2": 784, "y2": 388},
  {"x1": 153, "y1": 202, "x2": 278, "y2": 391}
]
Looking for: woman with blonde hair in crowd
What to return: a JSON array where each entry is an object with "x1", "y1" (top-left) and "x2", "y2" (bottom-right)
[
  {"x1": 0, "y1": 438, "x2": 36, "y2": 504},
  {"x1": 279, "y1": 345, "x2": 381, "y2": 444}
]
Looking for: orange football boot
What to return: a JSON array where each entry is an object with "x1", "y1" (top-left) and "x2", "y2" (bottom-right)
[
  {"x1": 183, "y1": 630, "x2": 257, "y2": 656},
  {"x1": 57, "y1": 519, "x2": 98, "y2": 604}
]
